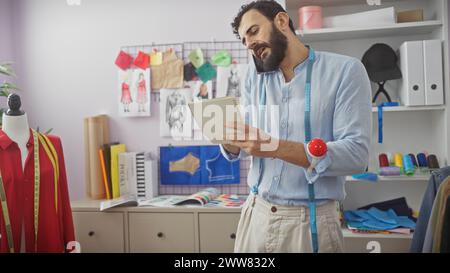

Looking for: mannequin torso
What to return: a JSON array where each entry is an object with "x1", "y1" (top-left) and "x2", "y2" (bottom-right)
[{"x1": 2, "y1": 113, "x2": 30, "y2": 170}]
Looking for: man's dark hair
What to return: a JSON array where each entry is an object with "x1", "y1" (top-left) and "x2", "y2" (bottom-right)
[{"x1": 231, "y1": 0, "x2": 296, "y2": 40}]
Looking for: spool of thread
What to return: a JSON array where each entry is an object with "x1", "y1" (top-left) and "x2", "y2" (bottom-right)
[
  {"x1": 379, "y1": 166, "x2": 401, "y2": 176},
  {"x1": 386, "y1": 152, "x2": 394, "y2": 164},
  {"x1": 403, "y1": 155, "x2": 415, "y2": 176},
  {"x1": 427, "y1": 154, "x2": 440, "y2": 170},
  {"x1": 379, "y1": 153, "x2": 389, "y2": 168},
  {"x1": 394, "y1": 153, "x2": 403, "y2": 169},
  {"x1": 417, "y1": 153, "x2": 428, "y2": 167},
  {"x1": 408, "y1": 153, "x2": 418, "y2": 167}
]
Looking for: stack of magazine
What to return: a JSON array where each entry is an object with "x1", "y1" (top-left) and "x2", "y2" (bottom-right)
[{"x1": 100, "y1": 187, "x2": 246, "y2": 211}]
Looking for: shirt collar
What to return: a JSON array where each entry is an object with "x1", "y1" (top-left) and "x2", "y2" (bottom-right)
[{"x1": 0, "y1": 128, "x2": 34, "y2": 150}]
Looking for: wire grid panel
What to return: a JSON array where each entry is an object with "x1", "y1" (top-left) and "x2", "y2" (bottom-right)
[
  {"x1": 120, "y1": 41, "x2": 252, "y2": 196},
  {"x1": 158, "y1": 42, "x2": 251, "y2": 196}
]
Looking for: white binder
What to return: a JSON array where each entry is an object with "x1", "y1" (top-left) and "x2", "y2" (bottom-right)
[
  {"x1": 423, "y1": 40, "x2": 444, "y2": 105},
  {"x1": 399, "y1": 41, "x2": 425, "y2": 106}
]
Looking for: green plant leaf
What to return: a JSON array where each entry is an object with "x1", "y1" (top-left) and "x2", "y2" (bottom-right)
[
  {"x1": 0, "y1": 90, "x2": 10, "y2": 97},
  {"x1": 0, "y1": 82, "x2": 20, "y2": 91},
  {"x1": 0, "y1": 63, "x2": 16, "y2": 77}
]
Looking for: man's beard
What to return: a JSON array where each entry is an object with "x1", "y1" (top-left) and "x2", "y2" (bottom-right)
[{"x1": 253, "y1": 24, "x2": 288, "y2": 72}]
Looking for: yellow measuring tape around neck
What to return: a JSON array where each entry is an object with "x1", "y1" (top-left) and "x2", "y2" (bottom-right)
[
  {"x1": 0, "y1": 130, "x2": 59, "y2": 253},
  {"x1": 32, "y1": 130, "x2": 40, "y2": 251}
]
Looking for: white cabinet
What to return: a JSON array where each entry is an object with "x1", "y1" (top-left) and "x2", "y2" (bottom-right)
[
  {"x1": 129, "y1": 212, "x2": 196, "y2": 253},
  {"x1": 198, "y1": 213, "x2": 241, "y2": 253},
  {"x1": 72, "y1": 211, "x2": 125, "y2": 253},
  {"x1": 72, "y1": 201, "x2": 415, "y2": 253}
]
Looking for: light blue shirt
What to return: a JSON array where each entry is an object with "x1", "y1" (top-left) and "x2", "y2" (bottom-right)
[{"x1": 220, "y1": 50, "x2": 372, "y2": 206}]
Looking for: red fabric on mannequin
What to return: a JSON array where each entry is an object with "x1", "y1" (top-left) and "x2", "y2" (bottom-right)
[{"x1": 0, "y1": 129, "x2": 75, "y2": 253}]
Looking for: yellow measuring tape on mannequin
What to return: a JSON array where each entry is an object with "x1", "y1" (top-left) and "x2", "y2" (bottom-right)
[
  {"x1": 0, "y1": 130, "x2": 59, "y2": 253},
  {"x1": 38, "y1": 134, "x2": 59, "y2": 213}
]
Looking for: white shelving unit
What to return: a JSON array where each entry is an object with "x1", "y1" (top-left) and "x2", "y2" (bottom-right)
[
  {"x1": 342, "y1": 228, "x2": 413, "y2": 239},
  {"x1": 279, "y1": 0, "x2": 450, "y2": 250},
  {"x1": 371, "y1": 105, "x2": 446, "y2": 112},
  {"x1": 296, "y1": 20, "x2": 442, "y2": 42},
  {"x1": 346, "y1": 175, "x2": 430, "y2": 182}
]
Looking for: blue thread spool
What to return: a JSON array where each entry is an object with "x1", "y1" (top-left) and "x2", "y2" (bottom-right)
[
  {"x1": 408, "y1": 153, "x2": 418, "y2": 168},
  {"x1": 403, "y1": 155, "x2": 415, "y2": 176},
  {"x1": 417, "y1": 153, "x2": 428, "y2": 167},
  {"x1": 417, "y1": 153, "x2": 429, "y2": 174}
]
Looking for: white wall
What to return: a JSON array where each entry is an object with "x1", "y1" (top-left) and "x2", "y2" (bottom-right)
[
  {"x1": 0, "y1": 0, "x2": 14, "y2": 89},
  {"x1": 12, "y1": 0, "x2": 249, "y2": 200}
]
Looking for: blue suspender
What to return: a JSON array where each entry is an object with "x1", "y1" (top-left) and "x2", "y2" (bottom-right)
[{"x1": 251, "y1": 47, "x2": 319, "y2": 253}]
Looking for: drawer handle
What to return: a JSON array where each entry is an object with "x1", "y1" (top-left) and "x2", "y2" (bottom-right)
[
  {"x1": 157, "y1": 232, "x2": 164, "y2": 238},
  {"x1": 230, "y1": 233, "x2": 236, "y2": 240},
  {"x1": 88, "y1": 231, "x2": 95, "y2": 237}
]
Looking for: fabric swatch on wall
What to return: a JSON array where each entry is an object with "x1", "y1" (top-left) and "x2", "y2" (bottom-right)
[
  {"x1": 150, "y1": 51, "x2": 163, "y2": 66},
  {"x1": 188, "y1": 48, "x2": 204, "y2": 68},
  {"x1": 151, "y1": 58, "x2": 184, "y2": 90},
  {"x1": 211, "y1": 50, "x2": 232, "y2": 67},
  {"x1": 196, "y1": 62, "x2": 216, "y2": 83}
]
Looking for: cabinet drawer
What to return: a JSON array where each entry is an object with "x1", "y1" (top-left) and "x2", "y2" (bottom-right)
[
  {"x1": 344, "y1": 237, "x2": 411, "y2": 253},
  {"x1": 129, "y1": 213, "x2": 195, "y2": 253},
  {"x1": 199, "y1": 213, "x2": 241, "y2": 253},
  {"x1": 72, "y1": 212, "x2": 125, "y2": 253}
]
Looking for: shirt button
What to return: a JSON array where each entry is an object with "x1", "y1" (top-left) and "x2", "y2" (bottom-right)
[
  {"x1": 273, "y1": 176, "x2": 279, "y2": 182},
  {"x1": 282, "y1": 97, "x2": 288, "y2": 103},
  {"x1": 281, "y1": 121, "x2": 287, "y2": 128},
  {"x1": 271, "y1": 206, "x2": 277, "y2": 213},
  {"x1": 26, "y1": 143, "x2": 31, "y2": 147}
]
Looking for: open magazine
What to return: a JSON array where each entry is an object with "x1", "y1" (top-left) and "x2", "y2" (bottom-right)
[{"x1": 100, "y1": 187, "x2": 245, "y2": 211}]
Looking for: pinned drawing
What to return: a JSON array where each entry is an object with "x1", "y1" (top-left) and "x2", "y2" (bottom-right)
[
  {"x1": 205, "y1": 152, "x2": 236, "y2": 182},
  {"x1": 160, "y1": 88, "x2": 193, "y2": 138},
  {"x1": 187, "y1": 80, "x2": 213, "y2": 102},
  {"x1": 216, "y1": 63, "x2": 248, "y2": 98},
  {"x1": 118, "y1": 68, "x2": 151, "y2": 117}
]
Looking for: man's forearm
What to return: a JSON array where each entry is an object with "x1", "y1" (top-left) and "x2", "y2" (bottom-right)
[{"x1": 274, "y1": 140, "x2": 310, "y2": 168}]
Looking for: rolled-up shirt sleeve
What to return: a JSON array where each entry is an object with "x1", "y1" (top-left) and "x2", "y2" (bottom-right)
[
  {"x1": 220, "y1": 144, "x2": 246, "y2": 162},
  {"x1": 305, "y1": 60, "x2": 372, "y2": 182}
]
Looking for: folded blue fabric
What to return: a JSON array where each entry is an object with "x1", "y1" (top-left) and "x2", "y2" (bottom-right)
[
  {"x1": 367, "y1": 207, "x2": 397, "y2": 225},
  {"x1": 344, "y1": 207, "x2": 416, "y2": 231}
]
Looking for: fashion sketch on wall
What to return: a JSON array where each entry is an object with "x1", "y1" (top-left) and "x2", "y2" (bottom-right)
[
  {"x1": 186, "y1": 80, "x2": 213, "y2": 102},
  {"x1": 216, "y1": 64, "x2": 248, "y2": 98},
  {"x1": 118, "y1": 68, "x2": 151, "y2": 117},
  {"x1": 160, "y1": 88, "x2": 193, "y2": 138},
  {"x1": 185, "y1": 81, "x2": 212, "y2": 131}
]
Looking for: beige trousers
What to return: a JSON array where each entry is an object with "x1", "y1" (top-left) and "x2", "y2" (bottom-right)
[{"x1": 234, "y1": 194, "x2": 344, "y2": 253}]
